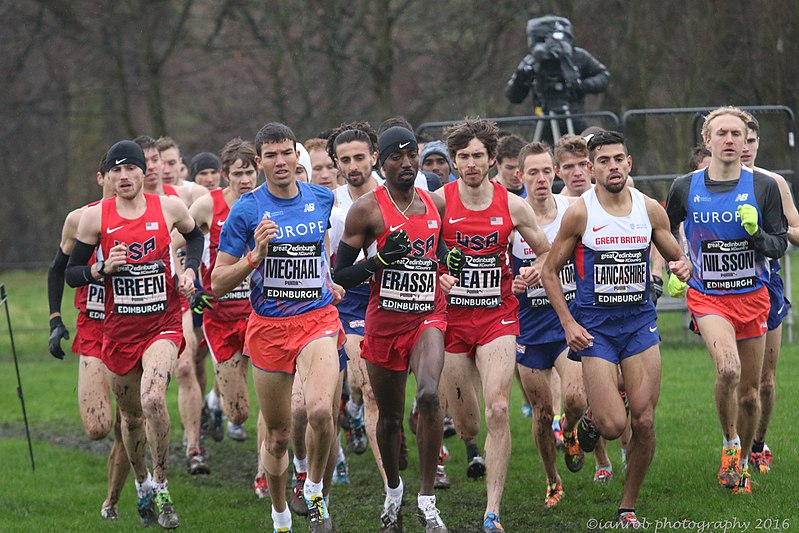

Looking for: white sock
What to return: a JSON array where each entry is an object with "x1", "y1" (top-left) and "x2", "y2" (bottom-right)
[
  {"x1": 135, "y1": 472, "x2": 153, "y2": 498},
  {"x1": 293, "y1": 456, "x2": 308, "y2": 473},
  {"x1": 152, "y1": 479, "x2": 168, "y2": 494},
  {"x1": 337, "y1": 444, "x2": 346, "y2": 463},
  {"x1": 385, "y1": 478, "x2": 403, "y2": 504},
  {"x1": 346, "y1": 399, "x2": 361, "y2": 419},
  {"x1": 206, "y1": 389, "x2": 220, "y2": 410},
  {"x1": 272, "y1": 506, "x2": 292, "y2": 529},
  {"x1": 303, "y1": 477, "x2": 324, "y2": 500},
  {"x1": 724, "y1": 436, "x2": 741, "y2": 449},
  {"x1": 418, "y1": 493, "x2": 436, "y2": 511},
  {"x1": 740, "y1": 456, "x2": 749, "y2": 469}
]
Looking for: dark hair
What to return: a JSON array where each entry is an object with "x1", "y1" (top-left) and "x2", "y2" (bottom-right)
[
  {"x1": 98, "y1": 153, "x2": 108, "y2": 175},
  {"x1": 747, "y1": 117, "x2": 760, "y2": 135},
  {"x1": 444, "y1": 118, "x2": 499, "y2": 160},
  {"x1": 326, "y1": 121, "x2": 377, "y2": 162},
  {"x1": 587, "y1": 130, "x2": 627, "y2": 161},
  {"x1": 687, "y1": 144, "x2": 711, "y2": 171},
  {"x1": 517, "y1": 142, "x2": 553, "y2": 172},
  {"x1": 496, "y1": 134, "x2": 527, "y2": 163},
  {"x1": 254, "y1": 122, "x2": 296, "y2": 156},
  {"x1": 378, "y1": 116, "x2": 413, "y2": 135},
  {"x1": 220, "y1": 137, "x2": 257, "y2": 174},
  {"x1": 133, "y1": 135, "x2": 158, "y2": 151}
]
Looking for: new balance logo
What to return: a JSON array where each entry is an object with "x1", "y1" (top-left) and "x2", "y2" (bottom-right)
[
  {"x1": 735, "y1": 193, "x2": 749, "y2": 202},
  {"x1": 303, "y1": 203, "x2": 315, "y2": 212}
]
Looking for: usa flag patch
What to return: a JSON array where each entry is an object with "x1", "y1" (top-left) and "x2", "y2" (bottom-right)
[
  {"x1": 146, "y1": 222, "x2": 159, "y2": 231},
  {"x1": 490, "y1": 217, "x2": 503, "y2": 226},
  {"x1": 428, "y1": 219, "x2": 438, "y2": 229}
]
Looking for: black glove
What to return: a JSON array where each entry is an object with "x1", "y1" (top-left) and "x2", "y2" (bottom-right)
[
  {"x1": 190, "y1": 289, "x2": 214, "y2": 315},
  {"x1": 376, "y1": 230, "x2": 411, "y2": 266},
  {"x1": 651, "y1": 275, "x2": 664, "y2": 306},
  {"x1": 445, "y1": 247, "x2": 465, "y2": 275},
  {"x1": 48, "y1": 316, "x2": 70, "y2": 360}
]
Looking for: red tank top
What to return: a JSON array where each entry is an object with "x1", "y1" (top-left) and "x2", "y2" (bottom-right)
[
  {"x1": 202, "y1": 189, "x2": 251, "y2": 321},
  {"x1": 441, "y1": 180, "x2": 515, "y2": 309},
  {"x1": 366, "y1": 186, "x2": 446, "y2": 336},
  {"x1": 73, "y1": 200, "x2": 106, "y2": 321},
  {"x1": 100, "y1": 194, "x2": 181, "y2": 342}
]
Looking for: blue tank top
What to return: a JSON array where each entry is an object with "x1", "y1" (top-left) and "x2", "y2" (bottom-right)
[
  {"x1": 219, "y1": 182, "x2": 336, "y2": 317},
  {"x1": 684, "y1": 168, "x2": 769, "y2": 295}
]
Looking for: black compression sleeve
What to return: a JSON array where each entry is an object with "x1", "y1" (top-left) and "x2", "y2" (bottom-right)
[
  {"x1": 181, "y1": 224, "x2": 204, "y2": 275},
  {"x1": 65, "y1": 240, "x2": 97, "y2": 287},
  {"x1": 435, "y1": 237, "x2": 451, "y2": 264},
  {"x1": 333, "y1": 240, "x2": 380, "y2": 289},
  {"x1": 47, "y1": 248, "x2": 70, "y2": 314}
]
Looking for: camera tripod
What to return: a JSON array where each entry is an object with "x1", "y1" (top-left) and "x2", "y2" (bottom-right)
[{"x1": 532, "y1": 104, "x2": 576, "y2": 143}]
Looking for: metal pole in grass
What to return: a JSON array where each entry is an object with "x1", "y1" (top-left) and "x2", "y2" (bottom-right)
[{"x1": 0, "y1": 283, "x2": 35, "y2": 472}]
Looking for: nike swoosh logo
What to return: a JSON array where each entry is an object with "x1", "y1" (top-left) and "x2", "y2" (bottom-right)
[
  {"x1": 115, "y1": 158, "x2": 126, "y2": 165},
  {"x1": 399, "y1": 141, "x2": 410, "y2": 149},
  {"x1": 501, "y1": 319, "x2": 516, "y2": 325},
  {"x1": 423, "y1": 319, "x2": 439, "y2": 325},
  {"x1": 592, "y1": 224, "x2": 609, "y2": 232},
  {"x1": 323, "y1": 330, "x2": 335, "y2": 335},
  {"x1": 777, "y1": 305, "x2": 784, "y2": 314},
  {"x1": 106, "y1": 225, "x2": 124, "y2": 234},
  {"x1": 160, "y1": 330, "x2": 178, "y2": 335},
  {"x1": 217, "y1": 219, "x2": 225, "y2": 226},
  {"x1": 649, "y1": 326, "x2": 657, "y2": 332},
  {"x1": 448, "y1": 217, "x2": 467, "y2": 224},
  {"x1": 389, "y1": 223, "x2": 406, "y2": 232}
]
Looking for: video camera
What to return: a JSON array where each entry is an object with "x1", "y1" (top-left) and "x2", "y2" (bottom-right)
[{"x1": 526, "y1": 16, "x2": 581, "y2": 111}]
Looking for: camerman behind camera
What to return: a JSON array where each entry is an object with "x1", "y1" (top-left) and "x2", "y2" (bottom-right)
[{"x1": 505, "y1": 16, "x2": 609, "y2": 143}]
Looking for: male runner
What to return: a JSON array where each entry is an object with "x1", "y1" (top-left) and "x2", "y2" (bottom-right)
[
  {"x1": 66, "y1": 140, "x2": 205, "y2": 529},
  {"x1": 666, "y1": 107, "x2": 787, "y2": 494},
  {"x1": 543, "y1": 130, "x2": 691, "y2": 527},
  {"x1": 555, "y1": 134, "x2": 592, "y2": 197},
  {"x1": 212, "y1": 122, "x2": 343, "y2": 533},
  {"x1": 334, "y1": 126, "x2": 453, "y2": 532},
  {"x1": 47, "y1": 153, "x2": 130, "y2": 520},
  {"x1": 436, "y1": 118, "x2": 550, "y2": 532}
]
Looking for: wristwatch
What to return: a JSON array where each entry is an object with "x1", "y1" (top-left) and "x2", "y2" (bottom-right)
[{"x1": 95, "y1": 260, "x2": 106, "y2": 276}]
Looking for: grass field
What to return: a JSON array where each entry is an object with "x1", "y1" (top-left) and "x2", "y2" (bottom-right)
[{"x1": 1, "y1": 267, "x2": 798, "y2": 532}]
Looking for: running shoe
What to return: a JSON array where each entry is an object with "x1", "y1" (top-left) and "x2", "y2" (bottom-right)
[
  {"x1": 207, "y1": 407, "x2": 224, "y2": 442},
  {"x1": 544, "y1": 482, "x2": 564, "y2": 508},
  {"x1": 718, "y1": 446, "x2": 741, "y2": 489},
  {"x1": 482, "y1": 512, "x2": 505, "y2": 532},
  {"x1": 553, "y1": 415, "x2": 565, "y2": 450},
  {"x1": 380, "y1": 500, "x2": 402, "y2": 532},
  {"x1": 417, "y1": 498, "x2": 448, "y2": 532},
  {"x1": 763, "y1": 444, "x2": 774, "y2": 466},
  {"x1": 333, "y1": 456, "x2": 350, "y2": 484},
  {"x1": 137, "y1": 489, "x2": 157, "y2": 527},
  {"x1": 443, "y1": 415, "x2": 457, "y2": 439},
  {"x1": 154, "y1": 490, "x2": 180, "y2": 529},
  {"x1": 618, "y1": 511, "x2": 642, "y2": 529},
  {"x1": 434, "y1": 463, "x2": 451, "y2": 489},
  {"x1": 348, "y1": 420, "x2": 368, "y2": 455},
  {"x1": 306, "y1": 494, "x2": 333, "y2": 533},
  {"x1": 399, "y1": 429, "x2": 409, "y2": 471},
  {"x1": 594, "y1": 464, "x2": 613, "y2": 484},
  {"x1": 186, "y1": 451, "x2": 211, "y2": 475},
  {"x1": 289, "y1": 471, "x2": 309, "y2": 516},
  {"x1": 733, "y1": 466, "x2": 751, "y2": 495},
  {"x1": 100, "y1": 505, "x2": 118, "y2": 520},
  {"x1": 563, "y1": 426, "x2": 584, "y2": 473},
  {"x1": 577, "y1": 409, "x2": 599, "y2": 453},
  {"x1": 227, "y1": 421, "x2": 247, "y2": 442},
  {"x1": 750, "y1": 451, "x2": 769, "y2": 474},
  {"x1": 521, "y1": 402, "x2": 533, "y2": 418},
  {"x1": 253, "y1": 475, "x2": 269, "y2": 499},
  {"x1": 467, "y1": 455, "x2": 487, "y2": 479}
]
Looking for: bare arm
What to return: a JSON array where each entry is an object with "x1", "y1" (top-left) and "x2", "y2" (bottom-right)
[
  {"x1": 540, "y1": 200, "x2": 594, "y2": 352},
  {"x1": 189, "y1": 194, "x2": 214, "y2": 235},
  {"x1": 212, "y1": 217, "x2": 278, "y2": 297},
  {"x1": 646, "y1": 197, "x2": 691, "y2": 281},
  {"x1": 771, "y1": 172, "x2": 799, "y2": 247},
  {"x1": 509, "y1": 194, "x2": 550, "y2": 286}
]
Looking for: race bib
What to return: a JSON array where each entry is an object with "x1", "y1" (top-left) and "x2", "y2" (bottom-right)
[
  {"x1": 525, "y1": 258, "x2": 575, "y2": 308},
  {"x1": 593, "y1": 249, "x2": 647, "y2": 305},
  {"x1": 262, "y1": 242, "x2": 323, "y2": 301},
  {"x1": 112, "y1": 261, "x2": 168, "y2": 315},
  {"x1": 700, "y1": 238, "x2": 756, "y2": 291},
  {"x1": 218, "y1": 277, "x2": 250, "y2": 302},
  {"x1": 448, "y1": 254, "x2": 502, "y2": 308},
  {"x1": 86, "y1": 282, "x2": 106, "y2": 320},
  {"x1": 379, "y1": 256, "x2": 437, "y2": 313}
]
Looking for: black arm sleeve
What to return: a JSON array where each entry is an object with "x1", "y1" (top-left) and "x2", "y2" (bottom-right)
[
  {"x1": 665, "y1": 174, "x2": 691, "y2": 240},
  {"x1": 65, "y1": 241, "x2": 98, "y2": 288},
  {"x1": 435, "y1": 236, "x2": 451, "y2": 264},
  {"x1": 752, "y1": 172, "x2": 788, "y2": 258},
  {"x1": 333, "y1": 241, "x2": 380, "y2": 289},
  {"x1": 181, "y1": 224, "x2": 204, "y2": 276},
  {"x1": 47, "y1": 248, "x2": 70, "y2": 314}
]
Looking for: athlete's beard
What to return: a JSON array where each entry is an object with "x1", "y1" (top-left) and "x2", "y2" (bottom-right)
[{"x1": 604, "y1": 180, "x2": 625, "y2": 194}]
